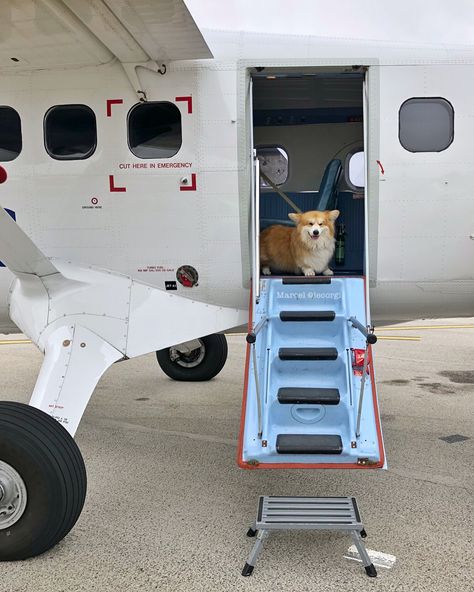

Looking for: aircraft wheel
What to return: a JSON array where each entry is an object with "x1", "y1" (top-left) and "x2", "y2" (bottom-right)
[
  {"x1": 0, "y1": 402, "x2": 87, "y2": 561},
  {"x1": 156, "y1": 334, "x2": 228, "y2": 381}
]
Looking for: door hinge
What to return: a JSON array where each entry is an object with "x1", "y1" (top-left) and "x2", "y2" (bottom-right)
[{"x1": 357, "y1": 457, "x2": 378, "y2": 466}]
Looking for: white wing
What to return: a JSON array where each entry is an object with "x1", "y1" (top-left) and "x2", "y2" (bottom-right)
[
  {"x1": 99, "y1": 0, "x2": 213, "y2": 61},
  {"x1": 0, "y1": 0, "x2": 212, "y2": 72}
]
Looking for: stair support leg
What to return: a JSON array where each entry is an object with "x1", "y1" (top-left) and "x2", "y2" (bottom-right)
[
  {"x1": 350, "y1": 530, "x2": 377, "y2": 577},
  {"x1": 246, "y1": 521, "x2": 258, "y2": 537},
  {"x1": 242, "y1": 529, "x2": 269, "y2": 576}
]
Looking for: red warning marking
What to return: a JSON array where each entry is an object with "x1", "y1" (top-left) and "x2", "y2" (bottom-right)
[
  {"x1": 0, "y1": 166, "x2": 7, "y2": 184},
  {"x1": 109, "y1": 175, "x2": 126, "y2": 192},
  {"x1": 106, "y1": 99, "x2": 123, "y2": 117},
  {"x1": 351, "y1": 348, "x2": 370, "y2": 376},
  {"x1": 175, "y1": 96, "x2": 193, "y2": 114},
  {"x1": 180, "y1": 173, "x2": 197, "y2": 192},
  {"x1": 376, "y1": 160, "x2": 385, "y2": 175},
  {"x1": 178, "y1": 273, "x2": 193, "y2": 287}
]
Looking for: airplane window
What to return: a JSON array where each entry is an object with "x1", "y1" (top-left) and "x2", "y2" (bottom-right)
[
  {"x1": 44, "y1": 105, "x2": 97, "y2": 160},
  {"x1": 399, "y1": 98, "x2": 454, "y2": 152},
  {"x1": 128, "y1": 102, "x2": 182, "y2": 159},
  {"x1": 257, "y1": 146, "x2": 289, "y2": 188},
  {"x1": 0, "y1": 106, "x2": 22, "y2": 161},
  {"x1": 345, "y1": 150, "x2": 365, "y2": 189}
]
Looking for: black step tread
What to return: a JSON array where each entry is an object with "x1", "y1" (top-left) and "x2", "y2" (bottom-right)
[
  {"x1": 282, "y1": 277, "x2": 331, "y2": 285},
  {"x1": 279, "y1": 347, "x2": 338, "y2": 361},
  {"x1": 278, "y1": 387, "x2": 340, "y2": 405},
  {"x1": 276, "y1": 434, "x2": 343, "y2": 454},
  {"x1": 280, "y1": 310, "x2": 336, "y2": 322}
]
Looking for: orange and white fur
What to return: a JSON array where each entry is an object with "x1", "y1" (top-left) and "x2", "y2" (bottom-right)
[{"x1": 260, "y1": 210, "x2": 340, "y2": 276}]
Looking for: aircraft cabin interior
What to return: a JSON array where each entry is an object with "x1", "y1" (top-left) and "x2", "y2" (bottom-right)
[{"x1": 253, "y1": 68, "x2": 365, "y2": 275}]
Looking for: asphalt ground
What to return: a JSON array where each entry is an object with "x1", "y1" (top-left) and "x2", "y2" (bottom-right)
[{"x1": 0, "y1": 319, "x2": 473, "y2": 592}]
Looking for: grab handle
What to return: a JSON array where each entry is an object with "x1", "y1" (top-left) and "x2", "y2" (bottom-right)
[{"x1": 348, "y1": 316, "x2": 377, "y2": 344}]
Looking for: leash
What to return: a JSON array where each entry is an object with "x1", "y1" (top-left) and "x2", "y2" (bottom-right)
[{"x1": 259, "y1": 171, "x2": 302, "y2": 214}]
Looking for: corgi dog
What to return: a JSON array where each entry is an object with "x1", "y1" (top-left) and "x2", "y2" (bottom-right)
[{"x1": 260, "y1": 210, "x2": 340, "y2": 276}]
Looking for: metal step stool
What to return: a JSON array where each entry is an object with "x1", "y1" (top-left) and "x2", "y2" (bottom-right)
[{"x1": 242, "y1": 496, "x2": 376, "y2": 578}]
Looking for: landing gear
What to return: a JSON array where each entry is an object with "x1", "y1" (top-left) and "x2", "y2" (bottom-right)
[
  {"x1": 0, "y1": 402, "x2": 87, "y2": 561},
  {"x1": 156, "y1": 333, "x2": 228, "y2": 381}
]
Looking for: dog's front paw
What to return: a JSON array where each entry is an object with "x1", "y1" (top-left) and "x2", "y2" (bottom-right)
[
  {"x1": 303, "y1": 268, "x2": 316, "y2": 276},
  {"x1": 322, "y1": 268, "x2": 334, "y2": 276},
  {"x1": 262, "y1": 266, "x2": 271, "y2": 276}
]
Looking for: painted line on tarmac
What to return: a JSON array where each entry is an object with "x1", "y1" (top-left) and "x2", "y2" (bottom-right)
[
  {"x1": 379, "y1": 324, "x2": 474, "y2": 331},
  {"x1": 378, "y1": 336, "x2": 421, "y2": 341},
  {"x1": 344, "y1": 545, "x2": 397, "y2": 569}
]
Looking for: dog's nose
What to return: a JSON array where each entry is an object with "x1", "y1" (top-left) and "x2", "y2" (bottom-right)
[{"x1": 312, "y1": 229, "x2": 320, "y2": 236}]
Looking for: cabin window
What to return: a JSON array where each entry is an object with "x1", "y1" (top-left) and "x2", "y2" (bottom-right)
[
  {"x1": 257, "y1": 146, "x2": 289, "y2": 188},
  {"x1": 128, "y1": 102, "x2": 182, "y2": 158},
  {"x1": 44, "y1": 105, "x2": 97, "y2": 160},
  {"x1": 399, "y1": 98, "x2": 454, "y2": 152},
  {"x1": 345, "y1": 149, "x2": 365, "y2": 190},
  {"x1": 0, "y1": 106, "x2": 22, "y2": 161}
]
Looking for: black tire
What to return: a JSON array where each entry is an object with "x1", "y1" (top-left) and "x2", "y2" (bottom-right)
[
  {"x1": 0, "y1": 402, "x2": 87, "y2": 561},
  {"x1": 156, "y1": 333, "x2": 228, "y2": 381}
]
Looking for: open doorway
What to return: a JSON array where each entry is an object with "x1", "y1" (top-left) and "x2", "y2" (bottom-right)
[{"x1": 252, "y1": 68, "x2": 366, "y2": 276}]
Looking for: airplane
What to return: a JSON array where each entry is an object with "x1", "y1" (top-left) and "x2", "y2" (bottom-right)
[{"x1": 0, "y1": 0, "x2": 473, "y2": 564}]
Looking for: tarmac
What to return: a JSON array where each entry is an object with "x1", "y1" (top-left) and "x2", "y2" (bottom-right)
[{"x1": 0, "y1": 319, "x2": 473, "y2": 592}]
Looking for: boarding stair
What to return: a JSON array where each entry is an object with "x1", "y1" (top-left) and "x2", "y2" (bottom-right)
[
  {"x1": 242, "y1": 495, "x2": 377, "y2": 578},
  {"x1": 238, "y1": 276, "x2": 385, "y2": 468}
]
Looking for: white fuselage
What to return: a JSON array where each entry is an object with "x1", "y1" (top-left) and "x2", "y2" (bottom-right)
[{"x1": 1, "y1": 30, "x2": 473, "y2": 334}]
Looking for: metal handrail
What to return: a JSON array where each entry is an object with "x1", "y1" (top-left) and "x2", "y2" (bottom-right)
[
  {"x1": 355, "y1": 348, "x2": 370, "y2": 438},
  {"x1": 246, "y1": 317, "x2": 267, "y2": 440},
  {"x1": 348, "y1": 316, "x2": 377, "y2": 344},
  {"x1": 251, "y1": 344, "x2": 263, "y2": 438},
  {"x1": 246, "y1": 317, "x2": 267, "y2": 344},
  {"x1": 347, "y1": 317, "x2": 377, "y2": 438},
  {"x1": 251, "y1": 156, "x2": 261, "y2": 304}
]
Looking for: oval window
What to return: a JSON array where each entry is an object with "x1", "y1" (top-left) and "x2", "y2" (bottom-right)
[
  {"x1": 256, "y1": 146, "x2": 289, "y2": 188},
  {"x1": 346, "y1": 150, "x2": 365, "y2": 189},
  {"x1": 399, "y1": 97, "x2": 454, "y2": 152},
  {"x1": 44, "y1": 104, "x2": 97, "y2": 160},
  {"x1": 0, "y1": 106, "x2": 22, "y2": 161},
  {"x1": 128, "y1": 102, "x2": 182, "y2": 159}
]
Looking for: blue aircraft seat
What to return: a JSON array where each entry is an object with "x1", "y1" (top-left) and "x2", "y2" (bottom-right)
[
  {"x1": 317, "y1": 158, "x2": 342, "y2": 211},
  {"x1": 259, "y1": 158, "x2": 342, "y2": 231}
]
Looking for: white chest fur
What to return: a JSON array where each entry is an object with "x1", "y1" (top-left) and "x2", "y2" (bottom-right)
[{"x1": 299, "y1": 234, "x2": 335, "y2": 274}]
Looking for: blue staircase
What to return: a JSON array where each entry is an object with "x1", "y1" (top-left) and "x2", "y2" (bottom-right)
[{"x1": 238, "y1": 276, "x2": 385, "y2": 469}]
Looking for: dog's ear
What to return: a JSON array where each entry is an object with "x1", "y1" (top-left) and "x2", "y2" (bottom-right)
[
  {"x1": 328, "y1": 210, "x2": 340, "y2": 222},
  {"x1": 288, "y1": 213, "x2": 300, "y2": 224}
]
